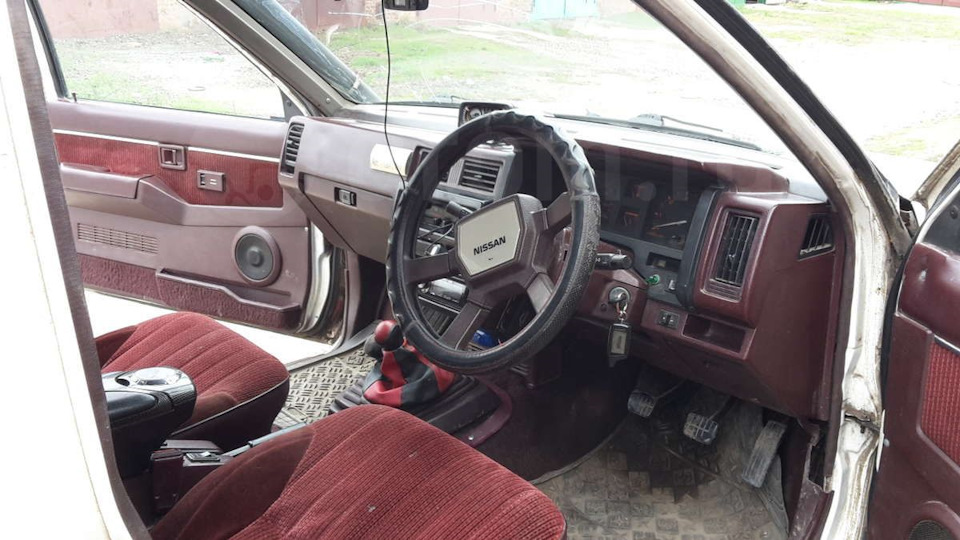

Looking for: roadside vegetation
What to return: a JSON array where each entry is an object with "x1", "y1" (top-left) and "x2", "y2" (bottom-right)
[{"x1": 55, "y1": 0, "x2": 960, "y2": 188}]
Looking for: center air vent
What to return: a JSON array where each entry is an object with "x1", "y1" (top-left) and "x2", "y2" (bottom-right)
[
  {"x1": 280, "y1": 123, "x2": 304, "y2": 175},
  {"x1": 713, "y1": 213, "x2": 759, "y2": 289},
  {"x1": 799, "y1": 215, "x2": 834, "y2": 258},
  {"x1": 458, "y1": 157, "x2": 501, "y2": 192}
]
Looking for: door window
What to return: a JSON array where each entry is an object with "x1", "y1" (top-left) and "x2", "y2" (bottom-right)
[{"x1": 38, "y1": 0, "x2": 285, "y2": 119}]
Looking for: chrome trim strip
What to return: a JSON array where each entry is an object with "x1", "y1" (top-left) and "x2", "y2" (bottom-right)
[
  {"x1": 935, "y1": 336, "x2": 960, "y2": 357},
  {"x1": 192, "y1": 146, "x2": 279, "y2": 163},
  {"x1": 52, "y1": 129, "x2": 279, "y2": 163}
]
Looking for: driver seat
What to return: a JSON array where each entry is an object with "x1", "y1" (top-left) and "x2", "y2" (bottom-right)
[{"x1": 152, "y1": 404, "x2": 566, "y2": 539}]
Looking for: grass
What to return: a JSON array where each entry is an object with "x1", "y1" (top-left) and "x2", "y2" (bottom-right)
[
  {"x1": 327, "y1": 24, "x2": 565, "y2": 101},
  {"x1": 47, "y1": 1, "x2": 960, "y2": 175},
  {"x1": 867, "y1": 115, "x2": 960, "y2": 162},
  {"x1": 54, "y1": 30, "x2": 283, "y2": 118},
  {"x1": 741, "y1": 0, "x2": 960, "y2": 44}
]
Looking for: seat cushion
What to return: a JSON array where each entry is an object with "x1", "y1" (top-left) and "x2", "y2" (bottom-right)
[
  {"x1": 98, "y1": 312, "x2": 289, "y2": 447},
  {"x1": 152, "y1": 405, "x2": 566, "y2": 540}
]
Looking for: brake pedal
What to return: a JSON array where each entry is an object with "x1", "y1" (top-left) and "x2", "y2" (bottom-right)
[
  {"x1": 741, "y1": 420, "x2": 788, "y2": 488},
  {"x1": 682, "y1": 387, "x2": 731, "y2": 445},
  {"x1": 627, "y1": 365, "x2": 685, "y2": 418}
]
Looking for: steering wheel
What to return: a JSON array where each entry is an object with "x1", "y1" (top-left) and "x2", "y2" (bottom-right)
[{"x1": 386, "y1": 111, "x2": 600, "y2": 374}]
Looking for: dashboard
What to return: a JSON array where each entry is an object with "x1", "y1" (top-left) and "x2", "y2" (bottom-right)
[
  {"x1": 600, "y1": 175, "x2": 703, "y2": 249},
  {"x1": 590, "y1": 158, "x2": 718, "y2": 307},
  {"x1": 279, "y1": 110, "x2": 842, "y2": 424}
]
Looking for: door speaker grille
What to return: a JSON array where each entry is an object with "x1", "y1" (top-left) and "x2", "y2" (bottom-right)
[
  {"x1": 910, "y1": 520, "x2": 955, "y2": 540},
  {"x1": 77, "y1": 224, "x2": 158, "y2": 254}
]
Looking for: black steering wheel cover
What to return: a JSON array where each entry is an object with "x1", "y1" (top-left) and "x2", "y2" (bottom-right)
[{"x1": 386, "y1": 111, "x2": 600, "y2": 373}]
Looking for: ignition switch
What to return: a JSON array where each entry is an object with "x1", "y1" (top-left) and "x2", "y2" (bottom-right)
[{"x1": 608, "y1": 286, "x2": 630, "y2": 306}]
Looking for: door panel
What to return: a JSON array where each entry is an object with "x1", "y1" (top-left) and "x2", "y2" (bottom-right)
[
  {"x1": 869, "y1": 207, "x2": 960, "y2": 536},
  {"x1": 51, "y1": 100, "x2": 312, "y2": 331},
  {"x1": 56, "y1": 132, "x2": 283, "y2": 207}
]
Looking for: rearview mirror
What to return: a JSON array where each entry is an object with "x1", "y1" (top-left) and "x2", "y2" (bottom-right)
[{"x1": 383, "y1": 0, "x2": 429, "y2": 11}]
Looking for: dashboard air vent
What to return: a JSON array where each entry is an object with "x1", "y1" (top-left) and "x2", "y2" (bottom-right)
[
  {"x1": 280, "y1": 123, "x2": 304, "y2": 175},
  {"x1": 458, "y1": 157, "x2": 500, "y2": 192},
  {"x1": 713, "y1": 213, "x2": 759, "y2": 288},
  {"x1": 799, "y1": 215, "x2": 833, "y2": 259}
]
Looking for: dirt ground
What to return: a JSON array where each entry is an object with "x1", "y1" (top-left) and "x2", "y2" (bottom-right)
[{"x1": 51, "y1": 0, "x2": 960, "y2": 195}]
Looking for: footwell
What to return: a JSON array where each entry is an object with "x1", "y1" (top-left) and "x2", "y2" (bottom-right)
[
  {"x1": 280, "y1": 344, "x2": 375, "y2": 424},
  {"x1": 538, "y1": 402, "x2": 788, "y2": 540}
]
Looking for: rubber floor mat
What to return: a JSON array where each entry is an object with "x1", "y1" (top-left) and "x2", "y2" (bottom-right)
[
  {"x1": 281, "y1": 344, "x2": 374, "y2": 424},
  {"x1": 537, "y1": 402, "x2": 788, "y2": 540}
]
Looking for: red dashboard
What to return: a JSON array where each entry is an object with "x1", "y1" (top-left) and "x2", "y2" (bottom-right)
[{"x1": 283, "y1": 114, "x2": 843, "y2": 423}]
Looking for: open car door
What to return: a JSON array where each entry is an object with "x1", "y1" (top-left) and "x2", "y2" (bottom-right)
[
  {"x1": 868, "y1": 148, "x2": 960, "y2": 538},
  {"x1": 29, "y1": 0, "x2": 331, "y2": 335}
]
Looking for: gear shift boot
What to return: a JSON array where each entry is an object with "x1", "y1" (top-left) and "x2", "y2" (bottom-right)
[{"x1": 362, "y1": 320, "x2": 456, "y2": 409}]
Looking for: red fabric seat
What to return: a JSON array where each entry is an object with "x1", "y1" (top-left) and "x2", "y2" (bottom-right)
[
  {"x1": 98, "y1": 312, "x2": 289, "y2": 449},
  {"x1": 152, "y1": 405, "x2": 566, "y2": 540}
]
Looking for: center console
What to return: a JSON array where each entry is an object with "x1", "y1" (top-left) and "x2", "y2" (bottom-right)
[{"x1": 102, "y1": 367, "x2": 196, "y2": 477}]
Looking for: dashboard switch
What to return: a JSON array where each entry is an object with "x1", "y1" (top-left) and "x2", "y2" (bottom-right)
[
  {"x1": 657, "y1": 310, "x2": 680, "y2": 329},
  {"x1": 336, "y1": 188, "x2": 357, "y2": 206}
]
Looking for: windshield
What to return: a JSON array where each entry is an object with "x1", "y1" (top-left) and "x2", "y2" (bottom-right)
[
  {"x1": 271, "y1": 0, "x2": 959, "y2": 193},
  {"x1": 266, "y1": 0, "x2": 787, "y2": 153}
]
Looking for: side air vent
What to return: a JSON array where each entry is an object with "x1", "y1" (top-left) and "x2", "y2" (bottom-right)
[
  {"x1": 280, "y1": 122, "x2": 304, "y2": 175},
  {"x1": 799, "y1": 215, "x2": 834, "y2": 259},
  {"x1": 78, "y1": 224, "x2": 158, "y2": 254},
  {"x1": 458, "y1": 157, "x2": 501, "y2": 193},
  {"x1": 713, "y1": 213, "x2": 759, "y2": 289}
]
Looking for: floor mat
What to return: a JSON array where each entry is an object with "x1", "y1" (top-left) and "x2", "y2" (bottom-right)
[
  {"x1": 537, "y1": 402, "x2": 788, "y2": 540},
  {"x1": 281, "y1": 344, "x2": 374, "y2": 423}
]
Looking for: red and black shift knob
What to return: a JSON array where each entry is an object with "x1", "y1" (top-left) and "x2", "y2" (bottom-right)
[
  {"x1": 362, "y1": 319, "x2": 455, "y2": 409},
  {"x1": 374, "y1": 320, "x2": 404, "y2": 351}
]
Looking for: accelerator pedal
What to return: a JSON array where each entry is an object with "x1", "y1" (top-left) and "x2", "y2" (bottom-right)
[
  {"x1": 741, "y1": 420, "x2": 788, "y2": 488},
  {"x1": 627, "y1": 365, "x2": 685, "y2": 418},
  {"x1": 682, "y1": 387, "x2": 732, "y2": 445}
]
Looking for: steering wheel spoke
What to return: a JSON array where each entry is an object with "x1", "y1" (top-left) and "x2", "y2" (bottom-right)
[
  {"x1": 538, "y1": 192, "x2": 572, "y2": 235},
  {"x1": 441, "y1": 299, "x2": 490, "y2": 349},
  {"x1": 526, "y1": 272, "x2": 555, "y2": 314},
  {"x1": 404, "y1": 252, "x2": 456, "y2": 284}
]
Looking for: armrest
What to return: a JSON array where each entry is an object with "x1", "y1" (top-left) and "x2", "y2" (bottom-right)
[
  {"x1": 60, "y1": 162, "x2": 149, "y2": 199},
  {"x1": 103, "y1": 367, "x2": 196, "y2": 477}
]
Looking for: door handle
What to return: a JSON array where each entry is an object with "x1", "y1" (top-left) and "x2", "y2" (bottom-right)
[{"x1": 158, "y1": 144, "x2": 186, "y2": 170}]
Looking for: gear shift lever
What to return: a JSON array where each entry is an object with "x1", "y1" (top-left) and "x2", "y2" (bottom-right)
[{"x1": 362, "y1": 320, "x2": 456, "y2": 409}]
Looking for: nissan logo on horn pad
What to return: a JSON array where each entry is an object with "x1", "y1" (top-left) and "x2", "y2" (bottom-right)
[
  {"x1": 473, "y1": 236, "x2": 507, "y2": 256},
  {"x1": 456, "y1": 201, "x2": 521, "y2": 277}
]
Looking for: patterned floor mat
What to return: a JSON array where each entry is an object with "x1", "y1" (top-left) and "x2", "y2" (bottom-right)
[
  {"x1": 537, "y1": 403, "x2": 788, "y2": 540},
  {"x1": 281, "y1": 345, "x2": 375, "y2": 424}
]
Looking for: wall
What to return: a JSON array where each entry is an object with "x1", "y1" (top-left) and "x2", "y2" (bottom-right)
[{"x1": 42, "y1": 0, "x2": 159, "y2": 38}]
